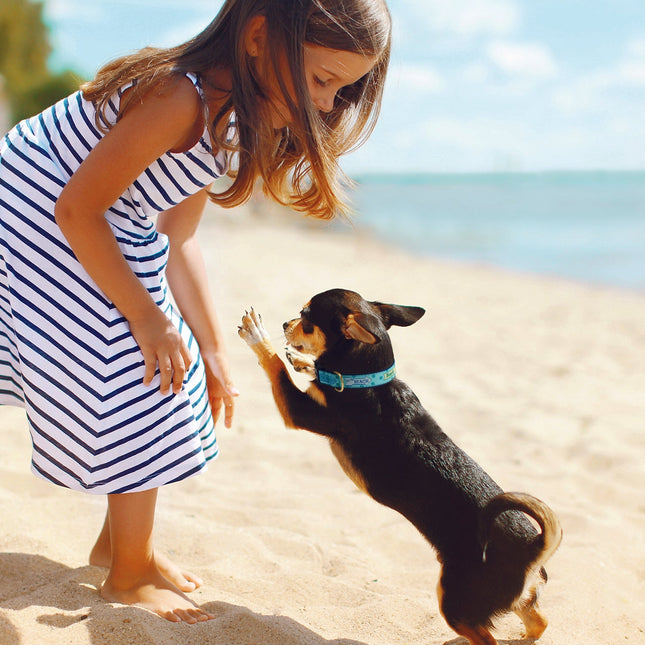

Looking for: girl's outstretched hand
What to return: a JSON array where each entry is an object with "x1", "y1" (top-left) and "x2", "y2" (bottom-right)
[
  {"x1": 202, "y1": 351, "x2": 238, "y2": 429},
  {"x1": 129, "y1": 307, "x2": 193, "y2": 395}
]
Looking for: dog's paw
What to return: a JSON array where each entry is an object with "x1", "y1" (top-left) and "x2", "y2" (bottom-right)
[
  {"x1": 238, "y1": 308, "x2": 270, "y2": 347},
  {"x1": 285, "y1": 345, "x2": 316, "y2": 376}
]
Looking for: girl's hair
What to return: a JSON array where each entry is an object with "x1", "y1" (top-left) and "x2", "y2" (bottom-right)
[{"x1": 81, "y1": 0, "x2": 391, "y2": 219}]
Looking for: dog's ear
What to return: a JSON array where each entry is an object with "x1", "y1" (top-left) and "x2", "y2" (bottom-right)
[
  {"x1": 343, "y1": 313, "x2": 380, "y2": 344},
  {"x1": 372, "y1": 303, "x2": 425, "y2": 329}
]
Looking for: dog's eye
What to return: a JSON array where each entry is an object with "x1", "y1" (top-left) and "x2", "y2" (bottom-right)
[{"x1": 301, "y1": 319, "x2": 314, "y2": 334}]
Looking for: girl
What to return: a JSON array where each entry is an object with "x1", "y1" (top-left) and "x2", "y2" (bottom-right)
[{"x1": 0, "y1": 0, "x2": 391, "y2": 624}]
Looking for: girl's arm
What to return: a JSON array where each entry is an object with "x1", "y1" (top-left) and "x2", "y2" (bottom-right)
[
  {"x1": 55, "y1": 77, "x2": 205, "y2": 395},
  {"x1": 157, "y1": 189, "x2": 238, "y2": 428}
]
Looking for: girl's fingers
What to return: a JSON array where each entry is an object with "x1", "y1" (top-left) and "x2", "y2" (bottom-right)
[
  {"x1": 223, "y1": 393, "x2": 235, "y2": 428},
  {"x1": 142, "y1": 349, "x2": 158, "y2": 386},
  {"x1": 171, "y1": 340, "x2": 192, "y2": 394},
  {"x1": 171, "y1": 353, "x2": 186, "y2": 394},
  {"x1": 210, "y1": 398, "x2": 222, "y2": 425},
  {"x1": 180, "y1": 341, "x2": 193, "y2": 371},
  {"x1": 159, "y1": 357, "x2": 173, "y2": 394}
]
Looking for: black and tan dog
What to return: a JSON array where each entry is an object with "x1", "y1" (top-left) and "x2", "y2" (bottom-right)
[{"x1": 238, "y1": 288, "x2": 562, "y2": 645}]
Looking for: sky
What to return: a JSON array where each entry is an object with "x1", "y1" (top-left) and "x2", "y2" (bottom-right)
[{"x1": 43, "y1": 0, "x2": 645, "y2": 174}]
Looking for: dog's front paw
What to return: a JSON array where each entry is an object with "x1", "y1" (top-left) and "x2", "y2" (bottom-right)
[
  {"x1": 285, "y1": 345, "x2": 316, "y2": 376},
  {"x1": 238, "y1": 308, "x2": 276, "y2": 361},
  {"x1": 238, "y1": 308, "x2": 270, "y2": 346}
]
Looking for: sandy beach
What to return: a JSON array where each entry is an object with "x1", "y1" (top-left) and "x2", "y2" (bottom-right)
[{"x1": 1, "y1": 201, "x2": 644, "y2": 645}]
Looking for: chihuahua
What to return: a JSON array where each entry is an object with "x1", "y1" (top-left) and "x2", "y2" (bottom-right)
[{"x1": 238, "y1": 288, "x2": 561, "y2": 645}]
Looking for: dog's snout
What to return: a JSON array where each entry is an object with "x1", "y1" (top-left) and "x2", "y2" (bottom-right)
[{"x1": 283, "y1": 321, "x2": 289, "y2": 331}]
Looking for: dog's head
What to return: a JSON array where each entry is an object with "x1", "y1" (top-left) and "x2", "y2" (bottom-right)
[{"x1": 283, "y1": 289, "x2": 425, "y2": 363}]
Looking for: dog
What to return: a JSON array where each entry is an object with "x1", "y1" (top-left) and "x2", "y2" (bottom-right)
[{"x1": 238, "y1": 288, "x2": 562, "y2": 645}]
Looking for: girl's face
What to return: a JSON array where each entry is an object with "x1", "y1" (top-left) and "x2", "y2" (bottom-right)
[
  {"x1": 303, "y1": 44, "x2": 377, "y2": 116},
  {"x1": 261, "y1": 44, "x2": 377, "y2": 129}
]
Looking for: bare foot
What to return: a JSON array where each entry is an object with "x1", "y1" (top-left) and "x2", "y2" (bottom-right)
[
  {"x1": 90, "y1": 547, "x2": 203, "y2": 593},
  {"x1": 154, "y1": 551, "x2": 203, "y2": 592},
  {"x1": 100, "y1": 567, "x2": 214, "y2": 624}
]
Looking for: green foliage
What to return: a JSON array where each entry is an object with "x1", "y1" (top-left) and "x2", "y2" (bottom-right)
[
  {"x1": 10, "y1": 70, "x2": 82, "y2": 123},
  {"x1": 0, "y1": 0, "x2": 84, "y2": 125}
]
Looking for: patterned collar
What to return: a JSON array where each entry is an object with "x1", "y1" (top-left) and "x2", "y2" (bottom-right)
[{"x1": 315, "y1": 364, "x2": 396, "y2": 392}]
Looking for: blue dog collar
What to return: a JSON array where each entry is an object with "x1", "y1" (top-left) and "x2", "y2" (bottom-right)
[{"x1": 316, "y1": 364, "x2": 396, "y2": 392}]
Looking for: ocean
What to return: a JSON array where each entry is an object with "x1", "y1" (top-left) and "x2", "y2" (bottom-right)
[{"x1": 347, "y1": 171, "x2": 645, "y2": 293}]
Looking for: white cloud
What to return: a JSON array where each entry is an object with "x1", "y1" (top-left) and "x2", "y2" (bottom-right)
[
  {"x1": 487, "y1": 41, "x2": 558, "y2": 78},
  {"x1": 157, "y1": 17, "x2": 214, "y2": 48},
  {"x1": 406, "y1": 0, "x2": 520, "y2": 37},
  {"x1": 44, "y1": 0, "x2": 105, "y2": 21},
  {"x1": 391, "y1": 63, "x2": 445, "y2": 93},
  {"x1": 552, "y1": 36, "x2": 645, "y2": 115},
  {"x1": 45, "y1": 0, "x2": 221, "y2": 23},
  {"x1": 619, "y1": 37, "x2": 645, "y2": 85},
  {"x1": 627, "y1": 37, "x2": 645, "y2": 58},
  {"x1": 618, "y1": 61, "x2": 645, "y2": 85}
]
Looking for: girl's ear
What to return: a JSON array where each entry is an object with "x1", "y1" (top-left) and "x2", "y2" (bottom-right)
[{"x1": 244, "y1": 14, "x2": 267, "y2": 58}]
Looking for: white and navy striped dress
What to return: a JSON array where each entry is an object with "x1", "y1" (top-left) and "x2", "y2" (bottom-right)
[{"x1": 0, "y1": 73, "x2": 231, "y2": 494}]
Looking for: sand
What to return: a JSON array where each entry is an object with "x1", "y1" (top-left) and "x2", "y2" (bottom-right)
[{"x1": 1, "y1": 201, "x2": 644, "y2": 644}]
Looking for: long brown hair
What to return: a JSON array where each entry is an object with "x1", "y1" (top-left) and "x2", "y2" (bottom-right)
[{"x1": 81, "y1": 0, "x2": 392, "y2": 219}]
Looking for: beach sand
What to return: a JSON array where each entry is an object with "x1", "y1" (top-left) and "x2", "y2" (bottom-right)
[{"x1": 1, "y1": 201, "x2": 644, "y2": 644}]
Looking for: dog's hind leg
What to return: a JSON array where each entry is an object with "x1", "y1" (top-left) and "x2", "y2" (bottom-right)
[
  {"x1": 438, "y1": 578, "x2": 498, "y2": 645},
  {"x1": 448, "y1": 622, "x2": 498, "y2": 645},
  {"x1": 513, "y1": 571, "x2": 548, "y2": 639}
]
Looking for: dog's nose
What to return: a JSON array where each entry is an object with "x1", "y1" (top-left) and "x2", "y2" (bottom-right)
[{"x1": 283, "y1": 322, "x2": 289, "y2": 331}]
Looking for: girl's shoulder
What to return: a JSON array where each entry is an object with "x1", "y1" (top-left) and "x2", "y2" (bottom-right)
[
  {"x1": 109, "y1": 74, "x2": 206, "y2": 157},
  {"x1": 119, "y1": 73, "x2": 204, "y2": 127},
  {"x1": 120, "y1": 73, "x2": 203, "y2": 115},
  {"x1": 153, "y1": 75, "x2": 207, "y2": 154}
]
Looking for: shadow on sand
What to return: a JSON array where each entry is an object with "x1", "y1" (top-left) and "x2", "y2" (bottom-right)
[{"x1": 0, "y1": 552, "x2": 367, "y2": 645}]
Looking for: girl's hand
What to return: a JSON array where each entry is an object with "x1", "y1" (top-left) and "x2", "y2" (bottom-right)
[
  {"x1": 202, "y1": 351, "x2": 239, "y2": 429},
  {"x1": 129, "y1": 307, "x2": 193, "y2": 395}
]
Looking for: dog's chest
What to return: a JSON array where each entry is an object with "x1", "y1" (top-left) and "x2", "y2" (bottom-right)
[{"x1": 328, "y1": 438, "x2": 369, "y2": 494}]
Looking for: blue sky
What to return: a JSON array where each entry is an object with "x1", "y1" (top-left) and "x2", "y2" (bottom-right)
[{"x1": 43, "y1": 0, "x2": 645, "y2": 174}]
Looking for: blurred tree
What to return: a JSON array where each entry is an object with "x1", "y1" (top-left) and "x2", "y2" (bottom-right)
[{"x1": 0, "y1": 0, "x2": 83, "y2": 126}]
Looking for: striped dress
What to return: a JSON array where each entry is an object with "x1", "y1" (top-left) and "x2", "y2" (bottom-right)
[{"x1": 0, "y1": 73, "x2": 232, "y2": 494}]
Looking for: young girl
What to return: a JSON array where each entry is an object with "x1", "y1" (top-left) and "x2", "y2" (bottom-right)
[{"x1": 0, "y1": 0, "x2": 391, "y2": 624}]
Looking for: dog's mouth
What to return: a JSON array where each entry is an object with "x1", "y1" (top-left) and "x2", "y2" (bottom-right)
[
  {"x1": 283, "y1": 329, "x2": 301, "y2": 351},
  {"x1": 283, "y1": 317, "x2": 326, "y2": 358},
  {"x1": 284, "y1": 321, "x2": 304, "y2": 352},
  {"x1": 285, "y1": 339, "x2": 310, "y2": 354}
]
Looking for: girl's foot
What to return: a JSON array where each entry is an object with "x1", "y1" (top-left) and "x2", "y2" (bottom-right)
[
  {"x1": 154, "y1": 551, "x2": 204, "y2": 592},
  {"x1": 90, "y1": 547, "x2": 203, "y2": 593},
  {"x1": 100, "y1": 566, "x2": 214, "y2": 624}
]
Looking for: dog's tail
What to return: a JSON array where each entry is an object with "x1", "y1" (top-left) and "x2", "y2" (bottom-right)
[{"x1": 479, "y1": 492, "x2": 562, "y2": 570}]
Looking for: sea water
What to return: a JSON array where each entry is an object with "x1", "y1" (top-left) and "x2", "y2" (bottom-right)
[{"x1": 347, "y1": 171, "x2": 645, "y2": 292}]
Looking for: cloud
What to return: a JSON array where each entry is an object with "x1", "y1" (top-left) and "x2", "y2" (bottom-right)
[
  {"x1": 44, "y1": 0, "x2": 105, "y2": 22},
  {"x1": 619, "y1": 37, "x2": 645, "y2": 85},
  {"x1": 157, "y1": 17, "x2": 215, "y2": 48},
  {"x1": 552, "y1": 36, "x2": 645, "y2": 115},
  {"x1": 405, "y1": 0, "x2": 520, "y2": 37},
  {"x1": 486, "y1": 41, "x2": 558, "y2": 78},
  {"x1": 45, "y1": 0, "x2": 222, "y2": 24},
  {"x1": 627, "y1": 37, "x2": 645, "y2": 57},
  {"x1": 618, "y1": 60, "x2": 645, "y2": 85},
  {"x1": 390, "y1": 63, "x2": 445, "y2": 93}
]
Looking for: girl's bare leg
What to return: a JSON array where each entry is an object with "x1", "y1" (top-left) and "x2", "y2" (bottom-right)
[
  {"x1": 96, "y1": 488, "x2": 214, "y2": 623},
  {"x1": 90, "y1": 510, "x2": 203, "y2": 592}
]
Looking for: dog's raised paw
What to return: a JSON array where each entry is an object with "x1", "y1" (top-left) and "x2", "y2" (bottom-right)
[{"x1": 238, "y1": 308, "x2": 271, "y2": 346}]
